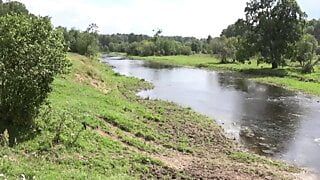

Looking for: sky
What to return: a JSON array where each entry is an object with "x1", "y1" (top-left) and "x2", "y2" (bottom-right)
[{"x1": 17, "y1": 0, "x2": 320, "y2": 38}]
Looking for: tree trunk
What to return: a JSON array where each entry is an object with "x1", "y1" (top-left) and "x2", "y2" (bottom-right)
[
  {"x1": 272, "y1": 62, "x2": 278, "y2": 69},
  {"x1": 7, "y1": 124, "x2": 17, "y2": 146}
]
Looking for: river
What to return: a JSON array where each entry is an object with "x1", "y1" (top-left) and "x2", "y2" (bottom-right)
[{"x1": 103, "y1": 56, "x2": 320, "y2": 172}]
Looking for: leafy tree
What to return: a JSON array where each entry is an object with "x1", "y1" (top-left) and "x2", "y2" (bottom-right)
[
  {"x1": 98, "y1": 32, "x2": 201, "y2": 56},
  {"x1": 56, "y1": 26, "x2": 70, "y2": 51},
  {"x1": 67, "y1": 28, "x2": 80, "y2": 52},
  {"x1": 206, "y1": 35, "x2": 213, "y2": 44},
  {"x1": 221, "y1": 19, "x2": 248, "y2": 38},
  {"x1": 210, "y1": 37, "x2": 236, "y2": 63},
  {"x1": 127, "y1": 33, "x2": 146, "y2": 43},
  {"x1": 244, "y1": 0, "x2": 306, "y2": 68},
  {"x1": 75, "y1": 32, "x2": 99, "y2": 56},
  {"x1": 191, "y1": 41, "x2": 202, "y2": 53},
  {"x1": 306, "y1": 19, "x2": 320, "y2": 42},
  {"x1": 62, "y1": 25, "x2": 100, "y2": 57},
  {"x1": 86, "y1": 23, "x2": 99, "y2": 34},
  {"x1": 228, "y1": 37, "x2": 240, "y2": 62},
  {"x1": 152, "y1": 28, "x2": 163, "y2": 43},
  {"x1": 178, "y1": 45, "x2": 192, "y2": 55},
  {"x1": 235, "y1": 36, "x2": 256, "y2": 63},
  {"x1": 126, "y1": 37, "x2": 192, "y2": 56},
  {"x1": 0, "y1": 1, "x2": 28, "y2": 16},
  {"x1": 132, "y1": 40, "x2": 156, "y2": 56},
  {"x1": 0, "y1": 14, "x2": 69, "y2": 141},
  {"x1": 98, "y1": 35, "x2": 112, "y2": 52},
  {"x1": 293, "y1": 34, "x2": 318, "y2": 73}
]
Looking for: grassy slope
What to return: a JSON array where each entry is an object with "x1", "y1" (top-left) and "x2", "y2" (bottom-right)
[
  {"x1": 0, "y1": 53, "x2": 301, "y2": 179},
  {"x1": 131, "y1": 54, "x2": 320, "y2": 96}
]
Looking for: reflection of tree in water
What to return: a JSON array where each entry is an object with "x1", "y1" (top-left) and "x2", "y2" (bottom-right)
[
  {"x1": 142, "y1": 61, "x2": 176, "y2": 69},
  {"x1": 141, "y1": 62, "x2": 176, "y2": 82},
  {"x1": 216, "y1": 72, "x2": 303, "y2": 156},
  {"x1": 216, "y1": 72, "x2": 252, "y2": 92}
]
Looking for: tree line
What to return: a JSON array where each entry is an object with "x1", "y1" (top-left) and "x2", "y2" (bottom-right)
[
  {"x1": 218, "y1": 0, "x2": 320, "y2": 72},
  {"x1": 95, "y1": 0, "x2": 320, "y2": 73},
  {"x1": 9, "y1": 0, "x2": 316, "y2": 73},
  {"x1": 53, "y1": 0, "x2": 320, "y2": 74},
  {"x1": 57, "y1": 24, "x2": 100, "y2": 57},
  {"x1": 98, "y1": 31, "x2": 207, "y2": 56}
]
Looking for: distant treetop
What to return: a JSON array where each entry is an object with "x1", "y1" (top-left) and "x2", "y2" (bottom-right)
[{"x1": 0, "y1": 1, "x2": 29, "y2": 16}]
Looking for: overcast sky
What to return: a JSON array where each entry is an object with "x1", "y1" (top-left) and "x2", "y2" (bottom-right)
[{"x1": 18, "y1": 0, "x2": 320, "y2": 38}]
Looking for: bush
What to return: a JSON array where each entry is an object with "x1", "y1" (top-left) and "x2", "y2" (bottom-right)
[{"x1": 0, "y1": 14, "x2": 69, "y2": 127}]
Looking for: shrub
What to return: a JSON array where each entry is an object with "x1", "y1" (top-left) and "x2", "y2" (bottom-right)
[{"x1": 0, "y1": 14, "x2": 69, "y2": 127}]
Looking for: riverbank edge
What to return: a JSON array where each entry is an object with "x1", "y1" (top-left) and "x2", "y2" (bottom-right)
[
  {"x1": 124, "y1": 54, "x2": 320, "y2": 96},
  {"x1": 101, "y1": 54, "x2": 317, "y2": 177},
  {"x1": 0, "y1": 53, "x2": 311, "y2": 179}
]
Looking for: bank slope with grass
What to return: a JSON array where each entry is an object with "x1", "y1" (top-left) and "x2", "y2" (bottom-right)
[
  {"x1": 0, "y1": 53, "x2": 302, "y2": 179},
  {"x1": 130, "y1": 54, "x2": 320, "y2": 96}
]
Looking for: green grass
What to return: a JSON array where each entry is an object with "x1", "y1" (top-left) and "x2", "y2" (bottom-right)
[
  {"x1": 0, "y1": 53, "x2": 301, "y2": 179},
  {"x1": 130, "y1": 54, "x2": 320, "y2": 95},
  {"x1": 256, "y1": 77, "x2": 320, "y2": 95},
  {"x1": 130, "y1": 54, "x2": 270, "y2": 70},
  {"x1": 229, "y1": 151, "x2": 298, "y2": 171},
  {"x1": 0, "y1": 54, "x2": 163, "y2": 179}
]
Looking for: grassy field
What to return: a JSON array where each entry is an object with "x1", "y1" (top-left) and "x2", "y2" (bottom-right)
[
  {"x1": 130, "y1": 54, "x2": 320, "y2": 96},
  {"x1": 0, "y1": 53, "x2": 304, "y2": 179}
]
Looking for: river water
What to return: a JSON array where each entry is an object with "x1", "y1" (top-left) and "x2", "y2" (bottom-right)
[{"x1": 103, "y1": 56, "x2": 320, "y2": 172}]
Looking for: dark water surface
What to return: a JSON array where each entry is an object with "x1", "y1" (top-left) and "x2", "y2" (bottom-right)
[{"x1": 104, "y1": 57, "x2": 320, "y2": 172}]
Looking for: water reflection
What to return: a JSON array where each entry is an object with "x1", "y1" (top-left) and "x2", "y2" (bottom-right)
[
  {"x1": 105, "y1": 58, "x2": 320, "y2": 172},
  {"x1": 142, "y1": 61, "x2": 177, "y2": 69}
]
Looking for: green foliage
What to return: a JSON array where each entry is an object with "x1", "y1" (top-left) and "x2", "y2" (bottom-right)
[
  {"x1": 307, "y1": 19, "x2": 320, "y2": 42},
  {"x1": 220, "y1": 19, "x2": 248, "y2": 38},
  {"x1": 0, "y1": 1, "x2": 28, "y2": 16},
  {"x1": 235, "y1": 36, "x2": 256, "y2": 62},
  {"x1": 58, "y1": 25, "x2": 100, "y2": 57},
  {"x1": 209, "y1": 36, "x2": 237, "y2": 63},
  {"x1": 98, "y1": 33, "x2": 202, "y2": 56},
  {"x1": 190, "y1": 40, "x2": 202, "y2": 53},
  {"x1": 126, "y1": 38, "x2": 192, "y2": 56},
  {"x1": 0, "y1": 14, "x2": 69, "y2": 127},
  {"x1": 293, "y1": 34, "x2": 318, "y2": 72},
  {"x1": 127, "y1": 40, "x2": 155, "y2": 56},
  {"x1": 155, "y1": 38, "x2": 192, "y2": 56},
  {"x1": 206, "y1": 35, "x2": 213, "y2": 44},
  {"x1": 75, "y1": 32, "x2": 100, "y2": 56},
  {"x1": 244, "y1": 0, "x2": 306, "y2": 68},
  {"x1": 220, "y1": 19, "x2": 256, "y2": 63}
]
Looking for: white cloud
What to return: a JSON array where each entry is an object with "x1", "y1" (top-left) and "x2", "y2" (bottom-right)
[{"x1": 17, "y1": 0, "x2": 319, "y2": 38}]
